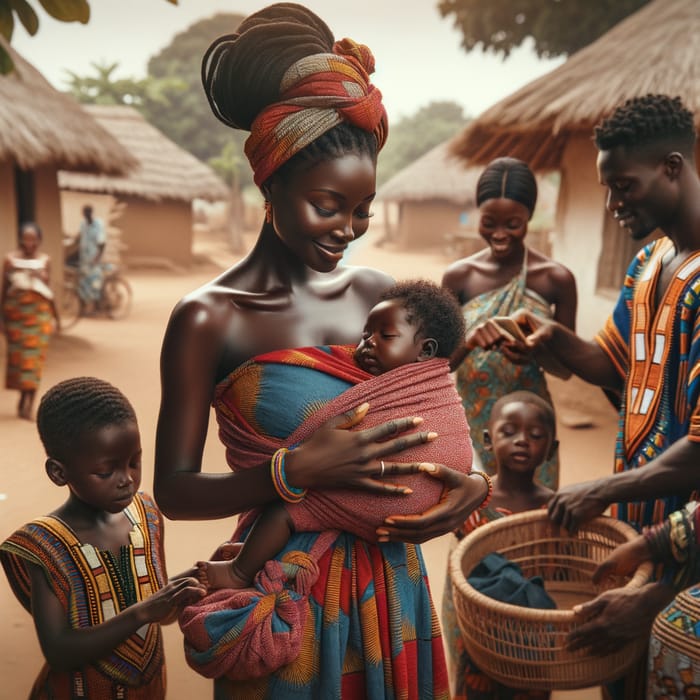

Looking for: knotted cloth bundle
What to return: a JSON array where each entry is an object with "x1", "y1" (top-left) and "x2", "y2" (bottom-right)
[{"x1": 245, "y1": 38, "x2": 388, "y2": 186}]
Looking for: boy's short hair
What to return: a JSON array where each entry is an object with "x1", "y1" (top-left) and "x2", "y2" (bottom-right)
[
  {"x1": 489, "y1": 390, "x2": 556, "y2": 435},
  {"x1": 594, "y1": 94, "x2": 696, "y2": 157},
  {"x1": 381, "y1": 279, "x2": 465, "y2": 358},
  {"x1": 37, "y1": 377, "x2": 137, "y2": 461}
]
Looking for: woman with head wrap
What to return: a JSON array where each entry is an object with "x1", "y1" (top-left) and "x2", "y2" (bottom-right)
[
  {"x1": 153, "y1": 4, "x2": 486, "y2": 698},
  {"x1": 440, "y1": 157, "x2": 577, "y2": 697}
]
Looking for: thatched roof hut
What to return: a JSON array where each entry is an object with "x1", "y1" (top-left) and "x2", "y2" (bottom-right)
[
  {"x1": 59, "y1": 105, "x2": 229, "y2": 267},
  {"x1": 378, "y1": 140, "x2": 479, "y2": 206},
  {"x1": 0, "y1": 39, "x2": 135, "y2": 174},
  {"x1": 447, "y1": 0, "x2": 700, "y2": 336},
  {"x1": 450, "y1": 0, "x2": 700, "y2": 170},
  {"x1": 376, "y1": 139, "x2": 558, "y2": 252},
  {"x1": 59, "y1": 105, "x2": 229, "y2": 202}
]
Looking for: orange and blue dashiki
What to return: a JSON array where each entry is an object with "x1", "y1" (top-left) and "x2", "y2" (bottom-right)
[
  {"x1": 0, "y1": 493, "x2": 167, "y2": 699},
  {"x1": 596, "y1": 238, "x2": 700, "y2": 531},
  {"x1": 187, "y1": 345, "x2": 450, "y2": 699}
]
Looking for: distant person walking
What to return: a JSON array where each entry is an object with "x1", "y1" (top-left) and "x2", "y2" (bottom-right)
[
  {"x1": 1, "y1": 222, "x2": 59, "y2": 420},
  {"x1": 78, "y1": 205, "x2": 106, "y2": 313}
]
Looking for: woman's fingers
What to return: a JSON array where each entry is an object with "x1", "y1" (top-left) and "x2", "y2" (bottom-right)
[
  {"x1": 329, "y1": 402, "x2": 370, "y2": 430},
  {"x1": 355, "y1": 416, "x2": 426, "y2": 444}
]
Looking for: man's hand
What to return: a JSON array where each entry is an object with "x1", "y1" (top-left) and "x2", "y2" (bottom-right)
[{"x1": 547, "y1": 480, "x2": 609, "y2": 533}]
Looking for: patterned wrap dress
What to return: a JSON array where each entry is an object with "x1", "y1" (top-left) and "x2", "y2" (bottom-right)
[
  {"x1": 0, "y1": 493, "x2": 167, "y2": 699},
  {"x1": 181, "y1": 347, "x2": 451, "y2": 699},
  {"x1": 2, "y1": 253, "x2": 54, "y2": 392},
  {"x1": 454, "y1": 252, "x2": 559, "y2": 491}
]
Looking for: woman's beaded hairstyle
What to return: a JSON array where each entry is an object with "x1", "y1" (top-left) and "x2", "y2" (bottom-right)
[
  {"x1": 381, "y1": 279, "x2": 466, "y2": 358},
  {"x1": 476, "y1": 157, "x2": 538, "y2": 219},
  {"x1": 37, "y1": 377, "x2": 137, "y2": 461},
  {"x1": 201, "y1": 2, "x2": 385, "y2": 187},
  {"x1": 594, "y1": 94, "x2": 696, "y2": 159}
]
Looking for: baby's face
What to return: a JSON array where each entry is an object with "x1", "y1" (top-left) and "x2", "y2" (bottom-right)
[{"x1": 354, "y1": 299, "x2": 423, "y2": 375}]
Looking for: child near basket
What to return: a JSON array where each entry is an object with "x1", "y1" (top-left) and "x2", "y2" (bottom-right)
[
  {"x1": 0, "y1": 377, "x2": 206, "y2": 699},
  {"x1": 442, "y1": 389, "x2": 558, "y2": 700}
]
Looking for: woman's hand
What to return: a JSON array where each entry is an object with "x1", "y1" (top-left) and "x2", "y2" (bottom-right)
[
  {"x1": 465, "y1": 318, "x2": 531, "y2": 364},
  {"x1": 375, "y1": 466, "x2": 488, "y2": 544},
  {"x1": 286, "y1": 403, "x2": 438, "y2": 495},
  {"x1": 566, "y1": 582, "x2": 673, "y2": 656}
]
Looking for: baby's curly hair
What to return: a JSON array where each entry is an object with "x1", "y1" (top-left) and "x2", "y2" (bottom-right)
[
  {"x1": 381, "y1": 280, "x2": 465, "y2": 358},
  {"x1": 594, "y1": 94, "x2": 696, "y2": 156},
  {"x1": 37, "y1": 377, "x2": 137, "y2": 461}
]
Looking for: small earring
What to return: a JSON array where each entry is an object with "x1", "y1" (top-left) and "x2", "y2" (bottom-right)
[{"x1": 264, "y1": 200, "x2": 272, "y2": 224}]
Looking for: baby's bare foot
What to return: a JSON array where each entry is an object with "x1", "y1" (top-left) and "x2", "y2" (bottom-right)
[{"x1": 196, "y1": 559, "x2": 251, "y2": 590}]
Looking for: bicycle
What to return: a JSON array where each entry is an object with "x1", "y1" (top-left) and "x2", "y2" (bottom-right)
[{"x1": 59, "y1": 263, "x2": 132, "y2": 330}]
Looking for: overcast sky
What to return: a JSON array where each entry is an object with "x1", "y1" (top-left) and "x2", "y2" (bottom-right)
[{"x1": 11, "y1": 0, "x2": 564, "y2": 123}]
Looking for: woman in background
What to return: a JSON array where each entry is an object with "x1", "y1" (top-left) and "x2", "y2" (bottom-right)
[
  {"x1": 1, "y1": 221, "x2": 59, "y2": 420},
  {"x1": 442, "y1": 157, "x2": 577, "y2": 490}
]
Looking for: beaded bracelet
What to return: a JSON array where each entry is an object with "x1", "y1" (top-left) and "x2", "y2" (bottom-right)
[
  {"x1": 270, "y1": 447, "x2": 307, "y2": 504},
  {"x1": 470, "y1": 470, "x2": 493, "y2": 509}
]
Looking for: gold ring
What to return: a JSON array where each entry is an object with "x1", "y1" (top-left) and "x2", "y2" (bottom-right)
[{"x1": 380, "y1": 460, "x2": 385, "y2": 477}]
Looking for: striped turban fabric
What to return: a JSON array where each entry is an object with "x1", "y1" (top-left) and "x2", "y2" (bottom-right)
[{"x1": 245, "y1": 38, "x2": 388, "y2": 187}]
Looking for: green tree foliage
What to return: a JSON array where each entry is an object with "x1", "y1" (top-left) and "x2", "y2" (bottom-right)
[
  {"x1": 438, "y1": 0, "x2": 651, "y2": 58},
  {"x1": 63, "y1": 60, "x2": 186, "y2": 115},
  {"x1": 377, "y1": 101, "x2": 469, "y2": 186},
  {"x1": 0, "y1": 0, "x2": 175, "y2": 73},
  {"x1": 144, "y1": 12, "x2": 247, "y2": 170}
]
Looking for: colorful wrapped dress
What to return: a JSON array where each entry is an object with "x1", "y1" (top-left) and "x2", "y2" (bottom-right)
[
  {"x1": 179, "y1": 345, "x2": 456, "y2": 699},
  {"x1": 455, "y1": 252, "x2": 559, "y2": 491},
  {"x1": 441, "y1": 505, "x2": 550, "y2": 700},
  {"x1": 0, "y1": 493, "x2": 167, "y2": 699},
  {"x1": 2, "y1": 253, "x2": 54, "y2": 392}
]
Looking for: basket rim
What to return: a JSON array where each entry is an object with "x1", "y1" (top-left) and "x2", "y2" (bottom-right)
[{"x1": 450, "y1": 510, "x2": 653, "y2": 622}]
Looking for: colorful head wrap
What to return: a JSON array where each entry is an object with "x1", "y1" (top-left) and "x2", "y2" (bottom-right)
[{"x1": 245, "y1": 38, "x2": 388, "y2": 187}]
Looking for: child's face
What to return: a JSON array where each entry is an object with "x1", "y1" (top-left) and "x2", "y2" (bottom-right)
[
  {"x1": 61, "y1": 421, "x2": 142, "y2": 513},
  {"x1": 354, "y1": 299, "x2": 424, "y2": 375},
  {"x1": 487, "y1": 401, "x2": 554, "y2": 474}
]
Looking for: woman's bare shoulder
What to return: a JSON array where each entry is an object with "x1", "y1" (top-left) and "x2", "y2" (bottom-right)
[
  {"x1": 528, "y1": 249, "x2": 575, "y2": 283},
  {"x1": 442, "y1": 251, "x2": 488, "y2": 286}
]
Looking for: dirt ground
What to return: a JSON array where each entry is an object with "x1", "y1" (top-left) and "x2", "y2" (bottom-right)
[{"x1": 0, "y1": 228, "x2": 618, "y2": 699}]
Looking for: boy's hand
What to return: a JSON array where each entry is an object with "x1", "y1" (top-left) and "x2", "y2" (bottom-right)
[{"x1": 139, "y1": 577, "x2": 206, "y2": 625}]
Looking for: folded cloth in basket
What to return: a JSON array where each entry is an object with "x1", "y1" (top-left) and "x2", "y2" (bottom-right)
[{"x1": 468, "y1": 552, "x2": 557, "y2": 610}]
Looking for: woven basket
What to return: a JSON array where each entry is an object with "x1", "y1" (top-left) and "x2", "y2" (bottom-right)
[{"x1": 450, "y1": 510, "x2": 653, "y2": 690}]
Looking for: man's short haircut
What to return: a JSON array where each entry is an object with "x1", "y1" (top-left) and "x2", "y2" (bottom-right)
[{"x1": 594, "y1": 94, "x2": 696, "y2": 158}]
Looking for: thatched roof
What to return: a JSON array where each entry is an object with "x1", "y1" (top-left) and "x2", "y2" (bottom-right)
[
  {"x1": 59, "y1": 105, "x2": 230, "y2": 203},
  {"x1": 377, "y1": 139, "x2": 479, "y2": 206},
  {"x1": 0, "y1": 39, "x2": 135, "y2": 174},
  {"x1": 451, "y1": 0, "x2": 700, "y2": 170}
]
